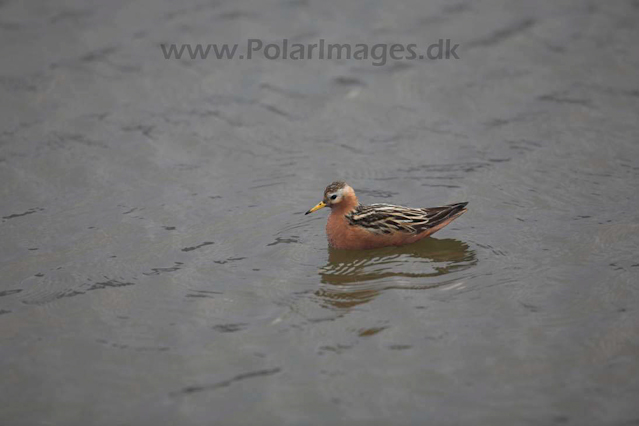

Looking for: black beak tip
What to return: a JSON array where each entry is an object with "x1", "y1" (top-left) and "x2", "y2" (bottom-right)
[{"x1": 304, "y1": 210, "x2": 310, "y2": 215}]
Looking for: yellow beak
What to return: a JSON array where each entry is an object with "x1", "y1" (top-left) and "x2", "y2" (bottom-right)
[{"x1": 305, "y1": 201, "x2": 326, "y2": 215}]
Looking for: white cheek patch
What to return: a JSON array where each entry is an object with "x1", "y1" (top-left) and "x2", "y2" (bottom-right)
[{"x1": 328, "y1": 190, "x2": 342, "y2": 203}]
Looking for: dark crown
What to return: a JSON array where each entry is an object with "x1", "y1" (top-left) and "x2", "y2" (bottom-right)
[{"x1": 324, "y1": 181, "x2": 346, "y2": 196}]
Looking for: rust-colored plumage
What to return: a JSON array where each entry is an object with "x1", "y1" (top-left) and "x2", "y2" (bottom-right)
[{"x1": 306, "y1": 182, "x2": 468, "y2": 250}]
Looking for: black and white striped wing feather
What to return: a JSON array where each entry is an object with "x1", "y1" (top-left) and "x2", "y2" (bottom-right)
[{"x1": 346, "y1": 203, "x2": 467, "y2": 235}]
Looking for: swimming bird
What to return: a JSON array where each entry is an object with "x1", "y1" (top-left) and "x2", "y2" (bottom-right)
[{"x1": 305, "y1": 181, "x2": 468, "y2": 250}]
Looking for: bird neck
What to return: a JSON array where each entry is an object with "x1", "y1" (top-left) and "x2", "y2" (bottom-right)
[{"x1": 332, "y1": 194, "x2": 359, "y2": 215}]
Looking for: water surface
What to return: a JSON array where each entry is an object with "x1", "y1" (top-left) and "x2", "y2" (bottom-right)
[{"x1": 1, "y1": 0, "x2": 639, "y2": 425}]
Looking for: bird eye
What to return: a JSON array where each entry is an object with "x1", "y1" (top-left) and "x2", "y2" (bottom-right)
[{"x1": 330, "y1": 194, "x2": 337, "y2": 200}]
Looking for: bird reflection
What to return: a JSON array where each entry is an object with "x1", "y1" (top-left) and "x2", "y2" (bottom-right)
[{"x1": 315, "y1": 238, "x2": 476, "y2": 309}]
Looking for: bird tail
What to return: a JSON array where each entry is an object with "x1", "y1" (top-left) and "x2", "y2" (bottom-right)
[{"x1": 421, "y1": 202, "x2": 468, "y2": 236}]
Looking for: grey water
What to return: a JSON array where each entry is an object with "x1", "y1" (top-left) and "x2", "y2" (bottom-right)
[{"x1": 1, "y1": 0, "x2": 639, "y2": 425}]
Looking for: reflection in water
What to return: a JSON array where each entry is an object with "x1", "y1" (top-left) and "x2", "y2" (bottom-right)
[{"x1": 316, "y1": 238, "x2": 476, "y2": 309}]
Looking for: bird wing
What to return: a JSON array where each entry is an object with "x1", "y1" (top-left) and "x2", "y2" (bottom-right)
[{"x1": 346, "y1": 203, "x2": 468, "y2": 235}]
